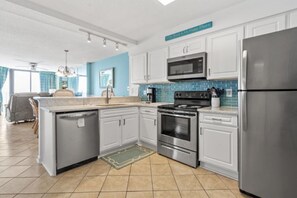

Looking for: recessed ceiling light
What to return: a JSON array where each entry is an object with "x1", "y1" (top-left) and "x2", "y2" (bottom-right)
[{"x1": 158, "y1": 0, "x2": 176, "y2": 6}]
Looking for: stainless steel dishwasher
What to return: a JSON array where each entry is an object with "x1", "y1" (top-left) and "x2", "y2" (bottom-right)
[{"x1": 56, "y1": 110, "x2": 99, "y2": 174}]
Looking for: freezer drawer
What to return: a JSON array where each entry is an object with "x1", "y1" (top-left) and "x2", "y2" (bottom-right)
[
  {"x1": 56, "y1": 111, "x2": 99, "y2": 171},
  {"x1": 239, "y1": 91, "x2": 297, "y2": 198}
]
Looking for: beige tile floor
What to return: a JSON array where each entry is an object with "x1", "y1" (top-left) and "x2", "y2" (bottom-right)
[{"x1": 0, "y1": 116, "x2": 252, "y2": 198}]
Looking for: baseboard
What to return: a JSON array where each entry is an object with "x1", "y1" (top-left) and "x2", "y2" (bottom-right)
[
  {"x1": 137, "y1": 141, "x2": 157, "y2": 151},
  {"x1": 200, "y1": 162, "x2": 238, "y2": 180}
]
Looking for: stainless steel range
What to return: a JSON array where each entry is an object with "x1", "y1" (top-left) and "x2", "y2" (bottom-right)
[{"x1": 157, "y1": 91, "x2": 211, "y2": 167}]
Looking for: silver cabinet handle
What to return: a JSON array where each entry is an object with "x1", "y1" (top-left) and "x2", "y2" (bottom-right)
[
  {"x1": 186, "y1": 46, "x2": 189, "y2": 53},
  {"x1": 119, "y1": 120, "x2": 121, "y2": 126},
  {"x1": 123, "y1": 119, "x2": 125, "y2": 125},
  {"x1": 154, "y1": 119, "x2": 156, "y2": 126},
  {"x1": 241, "y1": 50, "x2": 248, "y2": 90},
  {"x1": 144, "y1": 75, "x2": 146, "y2": 80},
  {"x1": 200, "y1": 127, "x2": 202, "y2": 135},
  {"x1": 208, "y1": 68, "x2": 211, "y2": 76},
  {"x1": 183, "y1": 46, "x2": 186, "y2": 54}
]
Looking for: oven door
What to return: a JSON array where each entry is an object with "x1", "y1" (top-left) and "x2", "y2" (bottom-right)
[
  {"x1": 167, "y1": 52, "x2": 206, "y2": 80},
  {"x1": 157, "y1": 110, "x2": 197, "y2": 151}
]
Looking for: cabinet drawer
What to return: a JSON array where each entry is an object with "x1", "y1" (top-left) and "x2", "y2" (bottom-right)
[
  {"x1": 200, "y1": 113, "x2": 237, "y2": 127},
  {"x1": 140, "y1": 107, "x2": 157, "y2": 115},
  {"x1": 100, "y1": 107, "x2": 138, "y2": 118}
]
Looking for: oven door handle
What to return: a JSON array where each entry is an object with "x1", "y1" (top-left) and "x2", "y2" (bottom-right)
[{"x1": 159, "y1": 112, "x2": 196, "y2": 119}]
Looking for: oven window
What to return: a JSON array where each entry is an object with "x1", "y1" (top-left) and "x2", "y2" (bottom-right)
[
  {"x1": 161, "y1": 115, "x2": 190, "y2": 141},
  {"x1": 168, "y1": 57, "x2": 204, "y2": 76}
]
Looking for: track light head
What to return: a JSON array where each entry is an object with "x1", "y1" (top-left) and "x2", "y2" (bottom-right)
[
  {"x1": 103, "y1": 38, "x2": 107, "y2": 47},
  {"x1": 87, "y1": 33, "x2": 91, "y2": 43}
]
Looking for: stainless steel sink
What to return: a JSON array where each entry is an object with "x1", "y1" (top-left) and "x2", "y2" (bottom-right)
[{"x1": 95, "y1": 103, "x2": 127, "y2": 107}]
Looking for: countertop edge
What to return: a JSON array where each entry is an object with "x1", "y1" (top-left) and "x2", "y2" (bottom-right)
[
  {"x1": 198, "y1": 106, "x2": 238, "y2": 115},
  {"x1": 40, "y1": 103, "x2": 171, "y2": 113}
]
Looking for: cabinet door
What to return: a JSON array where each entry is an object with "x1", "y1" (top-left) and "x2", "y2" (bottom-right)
[
  {"x1": 186, "y1": 37, "x2": 206, "y2": 55},
  {"x1": 199, "y1": 124, "x2": 238, "y2": 172},
  {"x1": 140, "y1": 114, "x2": 157, "y2": 146},
  {"x1": 288, "y1": 10, "x2": 297, "y2": 28},
  {"x1": 100, "y1": 116, "x2": 122, "y2": 152},
  {"x1": 207, "y1": 26, "x2": 243, "y2": 79},
  {"x1": 168, "y1": 42, "x2": 187, "y2": 58},
  {"x1": 122, "y1": 114, "x2": 139, "y2": 145},
  {"x1": 245, "y1": 15, "x2": 286, "y2": 38},
  {"x1": 130, "y1": 53, "x2": 147, "y2": 84},
  {"x1": 147, "y1": 48, "x2": 168, "y2": 83}
]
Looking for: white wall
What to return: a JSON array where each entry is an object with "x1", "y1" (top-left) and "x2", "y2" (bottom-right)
[{"x1": 129, "y1": 0, "x2": 297, "y2": 54}]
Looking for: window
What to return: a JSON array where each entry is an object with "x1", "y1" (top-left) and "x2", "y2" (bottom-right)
[
  {"x1": 78, "y1": 75, "x2": 87, "y2": 96},
  {"x1": 31, "y1": 72, "x2": 40, "y2": 92},
  {"x1": 14, "y1": 70, "x2": 31, "y2": 93},
  {"x1": 2, "y1": 70, "x2": 10, "y2": 110},
  {"x1": 13, "y1": 70, "x2": 40, "y2": 93}
]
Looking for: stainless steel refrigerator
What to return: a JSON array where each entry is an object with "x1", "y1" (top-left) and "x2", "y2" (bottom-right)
[{"x1": 239, "y1": 27, "x2": 297, "y2": 198}]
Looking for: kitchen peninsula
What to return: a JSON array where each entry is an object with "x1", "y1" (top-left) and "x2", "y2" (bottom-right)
[{"x1": 36, "y1": 96, "x2": 168, "y2": 176}]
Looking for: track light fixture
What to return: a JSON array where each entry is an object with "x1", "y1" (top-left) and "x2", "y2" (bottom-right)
[
  {"x1": 79, "y1": 28, "x2": 127, "y2": 51},
  {"x1": 103, "y1": 38, "x2": 107, "y2": 47}
]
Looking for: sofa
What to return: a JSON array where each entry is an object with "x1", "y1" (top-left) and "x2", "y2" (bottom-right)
[{"x1": 5, "y1": 92, "x2": 51, "y2": 123}]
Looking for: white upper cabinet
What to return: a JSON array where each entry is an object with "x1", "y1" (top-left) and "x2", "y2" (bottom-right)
[
  {"x1": 288, "y1": 10, "x2": 297, "y2": 28},
  {"x1": 207, "y1": 26, "x2": 243, "y2": 80},
  {"x1": 130, "y1": 53, "x2": 147, "y2": 84},
  {"x1": 169, "y1": 37, "x2": 206, "y2": 58},
  {"x1": 147, "y1": 48, "x2": 169, "y2": 83},
  {"x1": 245, "y1": 15, "x2": 286, "y2": 38}
]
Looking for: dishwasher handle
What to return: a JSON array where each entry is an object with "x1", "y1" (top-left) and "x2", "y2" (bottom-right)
[{"x1": 59, "y1": 112, "x2": 97, "y2": 119}]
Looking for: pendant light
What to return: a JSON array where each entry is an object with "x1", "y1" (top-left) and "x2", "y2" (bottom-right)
[{"x1": 56, "y1": 50, "x2": 76, "y2": 77}]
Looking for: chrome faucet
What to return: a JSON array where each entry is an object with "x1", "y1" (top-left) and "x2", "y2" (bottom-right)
[{"x1": 106, "y1": 84, "x2": 114, "y2": 104}]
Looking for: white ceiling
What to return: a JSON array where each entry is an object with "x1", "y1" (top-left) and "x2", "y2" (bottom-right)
[{"x1": 0, "y1": 0, "x2": 245, "y2": 70}]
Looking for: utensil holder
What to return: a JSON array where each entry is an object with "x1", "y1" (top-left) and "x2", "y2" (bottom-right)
[{"x1": 211, "y1": 97, "x2": 220, "y2": 108}]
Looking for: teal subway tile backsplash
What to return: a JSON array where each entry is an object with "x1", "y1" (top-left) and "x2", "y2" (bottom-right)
[{"x1": 139, "y1": 80, "x2": 238, "y2": 107}]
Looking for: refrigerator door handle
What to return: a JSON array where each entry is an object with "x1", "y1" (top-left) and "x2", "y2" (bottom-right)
[
  {"x1": 241, "y1": 50, "x2": 247, "y2": 90},
  {"x1": 241, "y1": 91, "x2": 247, "y2": 131}
]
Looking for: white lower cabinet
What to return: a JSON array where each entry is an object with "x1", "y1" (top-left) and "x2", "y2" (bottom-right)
[
  {"x1": 140, "y1": 114, "x2": 157, "y2": 146},
  {"x1": 122, "y1": 114, "x2": 139, "y2": 145},
  {"x1": 100, "y1": 116, "x2": 122, "y2": 152},
  {"x1": 139, "y1": 108, "x2": 157, "y2": 146},
  {"x1": 199, "y1": 112, "x2": 238, "y2": 174},
  {"x1": 99, "y1": 108, "x2": 139, "y2": 153}
]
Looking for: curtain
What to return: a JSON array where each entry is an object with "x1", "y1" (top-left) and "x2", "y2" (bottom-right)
[
  {"x1": 40, "y1": 71, "x2": 56, "y2": 92},
  {"x1": 0, "y1": 66, "x2": 9, "y2": 106}
]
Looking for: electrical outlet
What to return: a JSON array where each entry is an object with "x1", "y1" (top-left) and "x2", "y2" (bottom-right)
[{"x1": 226, "y1": 89, "x2": 232, "y2": 97}]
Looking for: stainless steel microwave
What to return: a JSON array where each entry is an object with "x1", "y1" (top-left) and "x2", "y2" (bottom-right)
[{"x1": 167, "y1": 52, "x2": 207, "y2": 81}]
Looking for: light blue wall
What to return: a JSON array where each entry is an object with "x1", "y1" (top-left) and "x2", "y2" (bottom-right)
[{"x1": 88, "y1": 53, "x2": 129, "y2": 96}]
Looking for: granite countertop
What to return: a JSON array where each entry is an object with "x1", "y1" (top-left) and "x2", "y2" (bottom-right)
[
  {"x1": 198, "y1": 106, "x2": 238, "y2": 115},
  {"x1": 41, "y1": 102, "x2": 171, "y2": 113}
]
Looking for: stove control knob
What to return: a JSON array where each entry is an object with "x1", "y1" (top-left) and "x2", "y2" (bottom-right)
[{"x1": 200, "y1": 93, "x2": 204, "y2": 97}]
